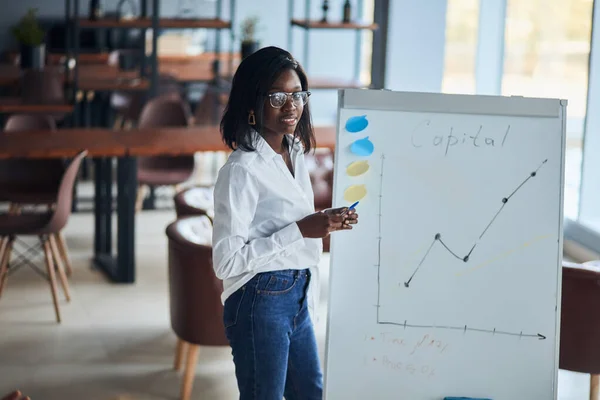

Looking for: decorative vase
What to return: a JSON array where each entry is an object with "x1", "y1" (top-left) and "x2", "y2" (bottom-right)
[
  {"x1": 241, "y1": 41, "x2": 260, "y2": 59},
  {"x1": 20, "y1": 43, "x2": 45, "y2": 69}
]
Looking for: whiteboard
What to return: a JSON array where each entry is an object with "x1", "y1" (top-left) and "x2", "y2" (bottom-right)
[{"x1": 324, "y1": 89, "x2": 566, "y2": 400}]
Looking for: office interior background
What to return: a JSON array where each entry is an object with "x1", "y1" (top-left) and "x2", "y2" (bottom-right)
[
  {"x1": 1, "y1": 0, "x2": 596, "y2": 248},
  {"x1": 0, "y1": 0, "x2": 599, "y2": 399}
]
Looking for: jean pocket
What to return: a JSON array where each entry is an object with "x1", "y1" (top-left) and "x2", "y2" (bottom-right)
[
  {"x1": 223, "y1": 286, "x2": 246, "y2": 328},
  {"x1": 258, "y1": 273, "x2": 298, "y2": 296}
]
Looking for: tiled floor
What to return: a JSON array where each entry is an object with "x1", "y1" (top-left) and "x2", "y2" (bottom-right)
[{"x1": 0, "y1": 208, "x2": 591, "y2": 399}]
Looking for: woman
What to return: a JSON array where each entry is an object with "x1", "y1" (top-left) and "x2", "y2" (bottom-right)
[{"x1": 212, "y1": 46, "x2": 359, "y2": 399}]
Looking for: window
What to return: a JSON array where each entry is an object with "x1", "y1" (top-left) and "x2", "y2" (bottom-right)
[
  {"x1": 502, "y1": 0, "x2": 594, "y2": 219},
  {"x1": 442, "y1": 0, "x2": 479, "y2": 94}
]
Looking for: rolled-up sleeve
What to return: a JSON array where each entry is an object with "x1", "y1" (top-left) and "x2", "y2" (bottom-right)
[{"x1": 211, "y1": 163, "x2": 305, "y2": 280}]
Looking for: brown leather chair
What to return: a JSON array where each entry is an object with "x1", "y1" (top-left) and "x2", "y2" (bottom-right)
[
  {"x1": 173, "y1": 186, "x2": 214, "y2": 221},
  {"x1": 0, "y1": 115, "x2": 74, "y2": 276},
  {"x1": 108, "y1": 50, "x2": 183, "y2": 129},
  {"x1": 306, "y1": 148, "x2": 334, "y2": 251},
  {"x1": 4, "y1": 114, "x2": 57, "y2": 131},
  {"x1": 135, "y1": 95, "x2": 196, "y2": 211},
  {"x1": 20, "y1": 69, "x2": 68, "y2": 123},
  {"x1": 0, "y1": 151, "x2": 87, "y2": 323},
  {"x1": 560, "y1": 261, "x2": 600, "y2": 400},
  {"x1": 166, "y1": 215, "x2": 228, "y2": 400},
  {"x1": 0, "y1": 114, "x2": 64, "y2": 204},
  {"x1": 192, "y1": 86, "x2": 228, "y2": 126}
]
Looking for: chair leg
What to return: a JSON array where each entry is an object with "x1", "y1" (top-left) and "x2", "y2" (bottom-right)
[
  {"x1": 41, "y1": 236, "x2": 61, "y2": 323},
  {"x1": 48, "y1": 235, "x2": 71, "y2": 302},
  {"x1": 180, "y1": 344, "x2": 199, "y2": 400},
  {"x1": 174, "y1": 338, "x2": 187, "y2": 371},
  {"x1": 591, "y1": 374, "x2": 599, "y2": 400},
  {"x1": 135, "y1": 185, "x2": 146, "y2": 213},
  {"x1": 55, "y1": 232, "x2": 73, "y2": 277},
  {"x1": 0, "y1": 237, "x2": 14, "y2": 298}
]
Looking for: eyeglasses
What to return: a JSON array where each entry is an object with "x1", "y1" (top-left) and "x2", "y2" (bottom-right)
[{"x1": 267, "y1": 91, "x2": 311, "y2": 108}]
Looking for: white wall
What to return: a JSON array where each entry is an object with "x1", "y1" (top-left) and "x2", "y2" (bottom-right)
[{"x1": 385, "y1": 0, "x2": 448, "y2": 93}]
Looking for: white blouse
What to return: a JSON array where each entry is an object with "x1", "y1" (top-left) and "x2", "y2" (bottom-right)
[{"x1": 212, "y1": 130, "x2": 323, "y2": 320}]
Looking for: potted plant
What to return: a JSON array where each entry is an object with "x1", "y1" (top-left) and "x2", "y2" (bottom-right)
[
  {"x1": 240, "y1": 16, "x2": 260, "y2": 60},
  {"x1": 11, "y1": 8, "x2": 46, "y2": 70}
]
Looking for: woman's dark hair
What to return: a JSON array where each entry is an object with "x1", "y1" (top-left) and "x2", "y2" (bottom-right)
[{"x1": 220, "y1": 46, "x2": 316, "y2": 154}]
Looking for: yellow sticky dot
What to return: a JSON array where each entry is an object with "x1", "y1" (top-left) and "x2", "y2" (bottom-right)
[
  {"x1": 346, "y1": 160, "x2": 370, "y2": 177},
  {"x1": 344, "y1": 185, "x2": 367, "y2": 202}
]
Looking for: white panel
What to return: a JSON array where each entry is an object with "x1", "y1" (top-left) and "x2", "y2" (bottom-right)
[{"x1": 324, "y1": 89, "x2": 565, "y2": 400}]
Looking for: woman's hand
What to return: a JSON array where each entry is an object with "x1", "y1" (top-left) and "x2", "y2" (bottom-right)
[
  {"x1": 296, "y1": 211, "x2": 345, "y2": 238},
  {"x1": 323, "y1": 207, "x2": 359, "y2": 230}
]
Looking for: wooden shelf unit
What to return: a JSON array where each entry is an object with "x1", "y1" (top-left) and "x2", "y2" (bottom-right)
[
  {"x1": 287, "y1": 0, "x2": 376, "y2": 90},
  {"x1": 78, "y1": 17, "x2": 231, "y2": 29},
  {"x1": 64, "y1": 0, "x2": 236, "y2": 119},
  {"x1": 309, "y1": 77, "x2": 364, "y2": 89},
  {"x1": 291, "y1": 18, "x2": 378, "y2": 30}
]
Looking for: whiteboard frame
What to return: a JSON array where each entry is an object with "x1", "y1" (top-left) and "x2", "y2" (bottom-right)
[{"x1": 323, "y1": 89, "x2": 567, "y2": 400}]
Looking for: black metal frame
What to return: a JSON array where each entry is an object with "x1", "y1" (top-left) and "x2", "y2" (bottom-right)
[
  {"x1": 63, "y1": 0, "x2": 236, "y2": 283},
  {"x1": 370, "y1": 0, "x2": 389, "y2": 89}
]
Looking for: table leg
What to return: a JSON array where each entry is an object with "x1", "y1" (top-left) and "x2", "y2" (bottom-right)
[
  {"x1": 93, "y1": 156, "x2": 137, "y2": 284},
  {"x1": 116, "y1": 156, "x2": 137, "y2": 283},
  {"x1": 93, "y1": 157, "x2": 112, "y2": 255}
]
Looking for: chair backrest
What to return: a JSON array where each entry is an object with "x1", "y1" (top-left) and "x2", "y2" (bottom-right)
[
  {"x1": 138, "y1": 95, "x2": 192, "y2": 128},
  {"x1": 559, "y1": 261, "x2": 600, "y2": 374},
  {"x1": 4, "y1": 114, "x2": 57, "y2": 132},
  {"x1": 1, "y1": 114, "x2": 63, "y2": 189},
  {"x1": 43, "y1": 150, "x2": 88, "y2": 234},
  {"x1": 193, "y1": 87, "x2": 228, "y2": 126},
  {"x1": 165, "y1": 215, "x2": 228, "y2": 346},
  {"x1": 20, "y1": 69, "x2": 65, "y2": 104},
  {"x1": 136, "y1": 95, "x2": 194, "y2": 173},
  {"x1": 174, "y1": 186, "x2": 215, "y2": 220},
  {"x1": 306, "y1": 149, "x2": 334, "y2": 210}
]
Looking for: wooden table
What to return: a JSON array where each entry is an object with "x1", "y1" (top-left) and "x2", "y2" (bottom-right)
[
  {"x1": 0, "y1": 125, "x2": 336, "y2": 283},
  {"x1": 0, "y1": 125, "x2": 337, "y2": 158},
  {"x1": 0, "y1": 102, "x2": 74, "y2": 114},
  {"x1": 0, "y1": 55, "x2": 239, "y2": 88}
]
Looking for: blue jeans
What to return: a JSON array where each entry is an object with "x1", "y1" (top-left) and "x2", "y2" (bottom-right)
[{"x1": 223, "y1": 269, "x2": 323, "y2": 400}]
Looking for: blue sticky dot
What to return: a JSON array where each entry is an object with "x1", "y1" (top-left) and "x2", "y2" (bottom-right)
[
  {"x1": 345, "y1": 115, "x2": 369, "y2": 133},
  {"x1": 350, "y1": 137, "x2": 374, "y2": 156}
]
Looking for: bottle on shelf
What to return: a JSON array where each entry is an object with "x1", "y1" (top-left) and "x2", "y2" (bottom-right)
[
  {"x1": 343, "y1": 0, "x2": 352, "y2": 23},
  {"x1": 321, "y1": 0, "x2": 329, "y2": 23},
  {"x1": 89, "y1": 0, "x2": 104, "y2": 20}
]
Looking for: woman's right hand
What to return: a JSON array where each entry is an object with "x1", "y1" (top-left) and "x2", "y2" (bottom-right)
[{"x1": 296, "y1": 211, "x2": 344, "y2": 238}]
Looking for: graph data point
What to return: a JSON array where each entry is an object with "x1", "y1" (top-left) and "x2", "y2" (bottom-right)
[
  {"x1": 434, "y1": 233, "x2": 441, "y2": 240},
  {"x1": 502, "y1": 197, "x2": 508, "y2": 203},
  {"x1": 404, "y1": 282, "x2": 409, "y2": 288},
  {"x1": 463, "y1": 255, "x2": 469, "y2": 262},
  {"x1": 531, "y1": 171, "x2": 537, "y2": 177}
]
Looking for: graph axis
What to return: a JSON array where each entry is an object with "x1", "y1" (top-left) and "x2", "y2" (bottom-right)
[{"x1": 374, "y1": 153, "x2": 547, "y2": 340}]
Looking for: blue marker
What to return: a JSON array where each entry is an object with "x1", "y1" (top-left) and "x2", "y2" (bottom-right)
[{"x1": 342, "y1": 201, "x2": 359, "y2": 216}]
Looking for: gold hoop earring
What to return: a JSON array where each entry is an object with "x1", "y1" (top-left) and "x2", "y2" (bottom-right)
[{"x1": 248, "y1": 111, "x2": 256, "y2": 125}]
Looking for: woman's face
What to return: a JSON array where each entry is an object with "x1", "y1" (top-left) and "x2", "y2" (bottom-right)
[{"x1": 261, "y1": 68, "x2": 304, "y2": 137}]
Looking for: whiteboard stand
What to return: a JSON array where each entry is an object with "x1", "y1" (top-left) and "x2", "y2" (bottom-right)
[{"x1": 324, "y1": 89, "x2": 566, "y2": 400}]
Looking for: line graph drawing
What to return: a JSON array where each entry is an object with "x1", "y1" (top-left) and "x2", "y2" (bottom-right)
[
  {"x1": 374, "y1": 154, "x2": 548, "y2": 340},
  {"x1": 403, "y1": 158, "x2": 548, "y2": 288}
]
